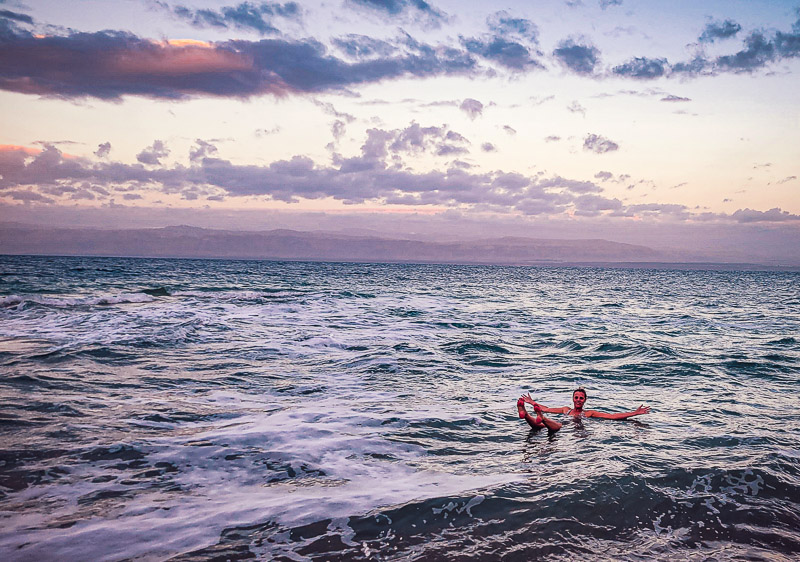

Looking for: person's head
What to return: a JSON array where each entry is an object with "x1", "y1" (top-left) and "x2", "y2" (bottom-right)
[{"x1": 572, "y1": 387, "x2": 587, "y2": 408}]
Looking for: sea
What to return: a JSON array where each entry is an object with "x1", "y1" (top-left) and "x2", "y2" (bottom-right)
[{"x1": 0, "y1": 255, "x2": 798, "y2": 561}]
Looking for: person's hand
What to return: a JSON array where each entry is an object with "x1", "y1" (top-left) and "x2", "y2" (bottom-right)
[
  {"x1": 633, "y1": 404, "x2": 650, "y2": 416},
  {"x1": 520, "y1": 392, "x2": 537, "y2": 405}
]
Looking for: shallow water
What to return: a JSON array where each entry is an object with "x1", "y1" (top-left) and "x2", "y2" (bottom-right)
[{"x1": 1, "y1": 255, "x2": 798, "y2": 560}]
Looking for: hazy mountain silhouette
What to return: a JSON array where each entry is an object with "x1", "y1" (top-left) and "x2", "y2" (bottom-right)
[{"x1": 0, "y1": 223, "x2": 786, "y2": 268}]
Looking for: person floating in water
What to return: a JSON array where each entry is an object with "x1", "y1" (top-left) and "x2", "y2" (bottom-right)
[{"x1": 516, "y1": 387, "x2": 651, "y2": 432}]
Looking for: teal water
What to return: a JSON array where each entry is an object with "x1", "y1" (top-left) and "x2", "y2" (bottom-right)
[{"x1": 1, "y1": 256, "x2": 799, "y2": 560}]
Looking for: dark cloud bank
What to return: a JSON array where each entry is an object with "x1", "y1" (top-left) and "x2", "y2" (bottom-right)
[
  {"x1": 0, "y1": 27, "x2": 477, "y2": 99},
  {"x1": 0, "y1": 6, "x2": 541, "y2": 100},
  {"x1": 2, "y1": 7, "x2": 798, "y2": 100}
]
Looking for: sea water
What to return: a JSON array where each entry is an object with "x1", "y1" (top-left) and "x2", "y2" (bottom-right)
[{"x1": 0, "y1": 255, "x2": 798, "y2": 561}]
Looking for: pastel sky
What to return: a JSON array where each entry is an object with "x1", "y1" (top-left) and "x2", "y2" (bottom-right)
[{"x1": 1, "y1": 0, "x2": 799, "y2": 259}]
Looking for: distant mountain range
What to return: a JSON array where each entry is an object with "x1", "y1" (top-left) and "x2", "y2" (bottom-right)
[{"x1": 0, "y1": 223, "x2": 790, "y2": 269}]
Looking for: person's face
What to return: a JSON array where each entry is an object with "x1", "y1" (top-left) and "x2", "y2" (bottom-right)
[{"x1": 573, "y1": 392, "x2": 586, "y2": 409}]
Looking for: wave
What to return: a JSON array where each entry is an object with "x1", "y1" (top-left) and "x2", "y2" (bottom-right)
[
  {"x1": 767, "y1": 336, "x2": 797, "y2": 347},
  {"x1": 441, "y1": 341, "x2": 512, "y2": 355},
  {"x1": 172, "y1": 289, "x2": 300, "y2": 301},
  {"x1": 1, "y1": 292, "x2": 155, "y2": 309},
  {"x1": 556, "y1": 339, "x2": 586, "y2": 351},
  {"x1": 338, "y1": 290, "x2": 376, "y2": 298},
  {"x1": 587, "y1": 342, "x2": 678, "y2": 360},
  {"x1": 172, "y1": 463, "x2": 800, "y2": 560},
  {"x1": 141, "y1": 287, "x2": 170, "y2": 297}
]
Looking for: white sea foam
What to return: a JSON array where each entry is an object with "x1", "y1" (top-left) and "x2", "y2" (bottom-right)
[
  {"x1": 0, "y1": 294, "x2": 24, "y2": 307},
  {"x1": 0, "y1": 390, "x2": 521, "y2": 560}
]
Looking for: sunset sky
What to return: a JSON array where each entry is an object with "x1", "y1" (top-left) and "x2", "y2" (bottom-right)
[{"x1": 1, "y1": 0, "x2": 798, "y2": 259}]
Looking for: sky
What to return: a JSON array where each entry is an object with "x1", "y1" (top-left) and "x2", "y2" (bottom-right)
[{"x1": 0, "y1": 0, "x2": 799, "y2": 261}]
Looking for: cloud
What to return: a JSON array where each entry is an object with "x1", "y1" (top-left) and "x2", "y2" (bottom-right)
[
  {"x1": 95, "y1": 142, "x2": 111, "y2": 158},
  {"x1": 530, "y1": 95, "x2": 555, "y2": 106},
  {"x1": 607, "y1": 20, "x2": 797, "y2": 81},
  {"x1": 331, "y1": 122, "x2": 472, "y2": 166},
  {"x1": 715, "y1": 31, "x2": 776, "y2": 72},
  {"x1": 0, "y1": 139, "x2": 578, "y2": 215},
  {"x1": 437, "y1": 144, "x2": 469, "y2": 156},
  {"x1": 5, "y1": 142, "x2": 798, "y2": 229},
  {"x1": 777, "y1": 176, "x2": 797, "y2": 184},
  {"x1": 331, "y1": 120, "x2": 347, "y2": 141},
  {"x1": 0, "y1": 28, "x2": 479, "y2": 100},
  {"x1": 347, "y1": 0, "x2": 448, "y2": 28},
  {"x1": 70, "y1": 188, "x2": 97, "y2": 200},
  {"x1": 674, "y1": 16, "x2": 800, "y2": 77},
  {"x1": 486, "y1": 11, "x2": 539, "y2": 43},
  {"x1": 313, "y1": 100, "x2": 356, "y2": 122},
  {"x1": 612, "y1": 56, "x2": 669, "y2": 79},
  {"x1": 481, "y1": 142, "x2": 496, "y2": 152},
  {"x1": 660, "y1": 94, "x2": 690, "y2": 102},
  {"x1": 3, "y1": 189, "x2": 55, "y2": 203},
  {"x1": 137, "y1": 140, "x2": 170, "y2": 165},
  {"x1": 0, "y1": 144, "x2": 90, "y2": 188},
  {"x1": 699, "y1": 19, "x2": 741, "y2": 43},
  {"x1": 3, "y1": 6, "x2": 799, "y2": 104},
  {"x1": 189, "y1": 139, "x2": 218, "y2": 162},
  {"x1": 623, "y1": 203, "x2": 692, "y2": 218},
  {"x1": 0, "y1": 9, "x2": 34, "y2": 25},
  {"x1": 503, "y1": 125, "x2": 517, "y2": 135},
  {"x1": 553, "y1": 38, "x2": 601, "y2": 75},
  {"x1": 573, "y1": 194, "x2": 623, "y2": 216},
  {"x1": 537, "y1": 176, "x2": 601, "y2": 194},
  {"x1": 544, "y1": 135, "x2": 561, "y2": 142},
  {"x1": 583, "y1": 133, "x2": 619, "y2": 154},
  {"x1": 775, "y1": 27, "x2": 800, "y2": 58},
  {"x1": 567, "y1": 100, "x2": 586, "y2": 115},
  {"x1": 332, "y1": 34, "x2": 397, "y2": 59},
  {"x1": 417, "y1": 99, "x2": 458, "y2": 108},
  {"x1": 669, "y1": 56, "x2": 710, "y2": 77},
  {"x1": 255, "y1": 126, "x2": 281, "y2": 136},
  {"x1": 594, "y1": 171, "x2": 613, "y2": 181},
  {"x1": 462, "y1": 35, "x2": 544, "y2": 70},
  {"x1": 165, "y1": 1, "x2": 301, "y2": 35},
  {"x1": 389, "y1": 122, "x2": 466, "y2": 153},
  {"x1": 459, "y1": 98, "x2": 484, "y2": 119},
  {"x1": 599, "y1": 0, "x2": 623, "y2": 9},
  {"x1": 731, "y1": 207, "x2": 800, "y2": 223},
  {"x1": 445, "y1": 130, "x2": 468, "y2": 143}
]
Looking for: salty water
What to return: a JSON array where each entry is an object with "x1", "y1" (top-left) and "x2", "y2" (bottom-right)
[{"x1": 1, "y1": 255, "x2": 798, "y2": 561}]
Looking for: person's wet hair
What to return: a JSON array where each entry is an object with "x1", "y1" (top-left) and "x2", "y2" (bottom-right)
[{"x1": 573, "y1": 387, "x2": 587, "y2": 399}]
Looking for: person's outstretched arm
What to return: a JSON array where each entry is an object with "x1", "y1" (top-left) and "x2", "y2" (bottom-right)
[{"x1": 585, "y1": 405, "x2": 650, "y2": 420}]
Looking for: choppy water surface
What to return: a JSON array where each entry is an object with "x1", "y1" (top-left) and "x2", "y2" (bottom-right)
[{"x1": 1, "y1": 255, "x2": 798, "y2": 561}]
